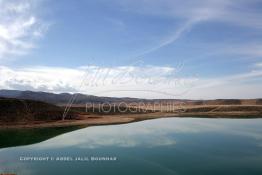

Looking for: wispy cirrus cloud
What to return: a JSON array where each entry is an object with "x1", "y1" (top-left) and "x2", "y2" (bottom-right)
[
  {"x1": 112, "y1": 0, "x2": 262, "y2": 56},
  {"x1": 0, "y1": 0, "x2": 48, "y2": 61},
  {"x1": 223, "y1": 43, "x2": 262, "y2": 58}
]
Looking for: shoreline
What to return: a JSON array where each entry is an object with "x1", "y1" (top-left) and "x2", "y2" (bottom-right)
[{"x1": 1, "y1": 111, "x2": 261, "y2": 129}]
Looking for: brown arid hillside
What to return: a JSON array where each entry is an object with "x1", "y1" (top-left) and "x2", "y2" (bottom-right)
[
  {"x1": 0, "y1": 98, "x2": 78, "y2": 122},
  {"x1": 0, "y1": 90, "x2": 262, "y2": 128}
]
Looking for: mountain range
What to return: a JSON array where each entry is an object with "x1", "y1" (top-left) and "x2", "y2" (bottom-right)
[{"x1": 0, "y1": 89, "x2": 261, "y2": 106}]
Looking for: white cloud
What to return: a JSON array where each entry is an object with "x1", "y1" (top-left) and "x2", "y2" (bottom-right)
[
  {"x1": 255, "y1": 62, "x2": 262, "y2": 68},
  {"x1": 0, "y1": 65, "x2": 261, "y2": 99},
  {"x1": 184, "y1": 69, "x2": 262, "y2": 99},
  {"x1": 27, "y1": 118, "x2": 262, "y2": 150},
  {"x1": 0, "y1": 65, "x2": 197, "y2": 98},
  {"x1": 0, "y1": 0, "x2": 48, "y2": 60}
]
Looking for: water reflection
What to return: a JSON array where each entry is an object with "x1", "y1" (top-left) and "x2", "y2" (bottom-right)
[
  {"x1": 0, "y1": 126, "x2": 82, "y2": 149},
  {"x1": 1, "y1": 118, "x2": 262, "y2": 175},
  {"x1": 30, "y1": 118, "x2": 262, "y2": 149}
]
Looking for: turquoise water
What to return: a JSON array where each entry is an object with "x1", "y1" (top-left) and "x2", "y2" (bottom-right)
[{"x1": 1, "y1": 118, "x2": 262, "y2": 175}]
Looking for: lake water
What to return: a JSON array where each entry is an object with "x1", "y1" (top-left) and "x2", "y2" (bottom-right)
[{"x1": 1, "y1": 118, "x2": 262, "y2": 175}]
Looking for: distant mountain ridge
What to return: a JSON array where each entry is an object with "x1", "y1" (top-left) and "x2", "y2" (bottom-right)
[
  {"x1": 0, "y1": 89, "x2": 149, "y2": 105},
  {"x1": 0, "y1": 89, "x2": 261, "y2": 105}
]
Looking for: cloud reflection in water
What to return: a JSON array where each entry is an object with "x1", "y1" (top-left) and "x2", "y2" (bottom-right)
[{"x1": 30, "y1": 118, "x2": 262, "y2": 150}]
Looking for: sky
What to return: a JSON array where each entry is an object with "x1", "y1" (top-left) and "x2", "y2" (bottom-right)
[{"x1": 0, "y1": 0, "x2": 262, "y2": 99}]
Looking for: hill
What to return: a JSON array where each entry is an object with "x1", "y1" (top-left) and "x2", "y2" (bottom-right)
[
  {"x1": 0, "y1": 89, "x2": 146, "y2": 105},
  {"x1": 1, "y1": 89, "x2": 261, "y2": 106},
  {"x1": 0, "y1": 98, "x2": 78, "y2": 122}
]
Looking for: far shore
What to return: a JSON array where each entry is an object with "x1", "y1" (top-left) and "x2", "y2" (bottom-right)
[
  {"x1": 1, "y1": 109, "x2": 262, "y2": 129},
  {"x1": 1, "y1": 91, "x2": 262, "y2": 129}
]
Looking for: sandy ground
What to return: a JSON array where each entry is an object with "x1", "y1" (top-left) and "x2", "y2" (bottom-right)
[
  {"x1": 1, "y1": 109, "x2": 261, "y2": 129},
  {"x1": 0, "y1": 116, "x2": 134, "y2": 129},
  {"x1": 0, "y1": 112, "x2": 180, "y2": 129}
]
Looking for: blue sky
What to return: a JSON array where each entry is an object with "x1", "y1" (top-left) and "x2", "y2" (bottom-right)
[{"x1": 0, "y1": 0, "x2": 262, "y2": 99}]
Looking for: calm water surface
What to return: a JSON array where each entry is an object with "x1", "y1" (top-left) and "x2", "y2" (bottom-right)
[{"x1": 1, "y1": 118, "x2": 262, "y2": 175}]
